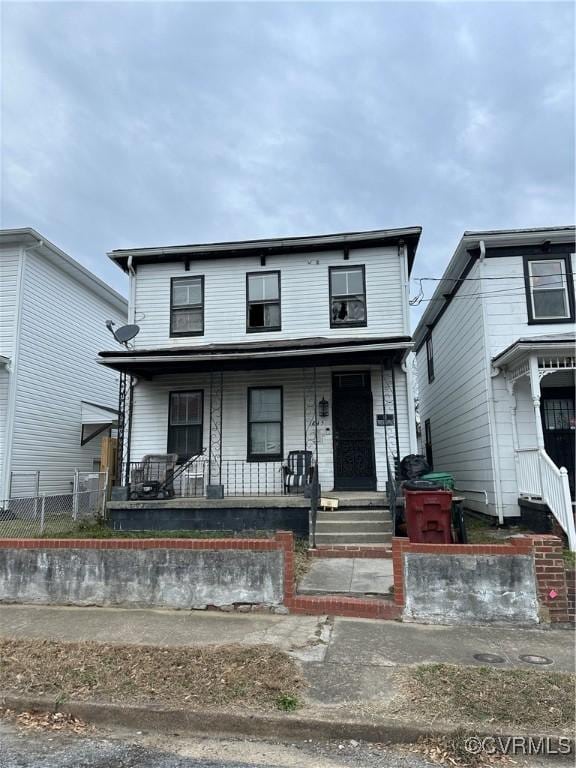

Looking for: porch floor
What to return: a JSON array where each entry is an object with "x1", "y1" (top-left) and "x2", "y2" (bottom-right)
[
  {"x1": 107, "y1": 491, "x2": 389, "y2": 510},
  {"x1": 298, "y1": 558, "x2": 394, "y2": 597}
]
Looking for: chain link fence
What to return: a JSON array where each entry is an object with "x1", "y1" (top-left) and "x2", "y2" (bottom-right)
[{"x1": 0, "y1": 471, "x2": 108, "y2": 538}]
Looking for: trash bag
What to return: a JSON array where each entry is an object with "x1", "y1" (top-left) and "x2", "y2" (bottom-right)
[{"x1": 400, "y1": 454, "x2": 430, "y2": 481}]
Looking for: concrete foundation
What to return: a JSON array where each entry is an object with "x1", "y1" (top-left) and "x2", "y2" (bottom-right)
[
  {"x1": 0, "y1": 548, "x2": 284, "y2": 609},
  {"x1": 403, "y1": 553, "x2": 539, "y2": 625}
]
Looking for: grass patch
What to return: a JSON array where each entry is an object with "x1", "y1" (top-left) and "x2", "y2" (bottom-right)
[
  {"x1": 0, "y1": 638, "x2": 303, "y2": 711},
  {"x1": 399, "y1": 663, "x2": 574, "y2": 731},
  {"x1": 0, "y1": 517, "x2": 274, "y2": 540},
  {"x1": 563, "y1": 549, "x2": 575, "y2": 568},
  {"x1": 294, "y1": 536, "x2": 312, "y2": 583}
]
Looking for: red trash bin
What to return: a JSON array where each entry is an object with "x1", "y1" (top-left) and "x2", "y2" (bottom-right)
[{"x1": 404, "y1": 486, "x2": 453, "y2": 544}]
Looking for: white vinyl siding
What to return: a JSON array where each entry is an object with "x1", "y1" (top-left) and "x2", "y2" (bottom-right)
[
  {"x1": 8, "y1": 249, "x2": 126, "y2": 496},
  {"x1": 416, "y1": 261, "x2": 498, "y2": 516},
  {"x1": 483, "y1": 254, "x2": 576, "y2": 358},
  {"x1": 130, "y1": 365, "x2": 411, "y2": 494},
  {"x1": 132, "y1": 246, "x2": 405, "y2": 348}
]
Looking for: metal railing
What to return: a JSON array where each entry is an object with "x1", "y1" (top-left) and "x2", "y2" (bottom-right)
[
  {"x1": 517, "y1": 448, "x2": 576, "y2": 551},
  {"x1": 123, "y1": 458, "x2": 314, "y2": 498},
  {"x1": 222, "y1": 460, "x2": 285, "y2": 497},
  {"x1": 126, "y1": 459, "x2": 208, "y2": 498}
]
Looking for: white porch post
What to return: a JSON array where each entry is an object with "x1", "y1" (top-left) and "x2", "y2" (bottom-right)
[{"x1": 528, "y1": 354, "x2": 545, "y2": 450}]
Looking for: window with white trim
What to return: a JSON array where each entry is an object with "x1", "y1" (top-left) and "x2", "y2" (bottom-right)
[
  {"x1": 171, "y1": 276, "x2": 204, "y2": 336},
  {"x1": 248, "y1": 387, "x2": 283, "y2": 460}
]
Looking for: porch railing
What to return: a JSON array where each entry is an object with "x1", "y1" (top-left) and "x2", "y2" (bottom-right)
[
  {"x1": 517, "y1": 448, "x2": 576, "y2": 551},
  {"x1": 124, "y1": 458, "x2": 310, "y2": 498}
]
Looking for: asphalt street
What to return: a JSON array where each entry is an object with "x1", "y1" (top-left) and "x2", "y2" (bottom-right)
[{"x1": 0, "y1": 719, "x2": 446, "y2": 768}]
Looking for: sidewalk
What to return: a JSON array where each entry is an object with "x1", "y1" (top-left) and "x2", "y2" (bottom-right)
[{"x1": 0, "y1": 604, "x2": 574, "y2": 705}]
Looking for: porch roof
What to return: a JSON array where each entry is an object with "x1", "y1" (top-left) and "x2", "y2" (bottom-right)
[
  {"x1": 492, "y1": 332, "x2": 576, "y2": 368},
  {"x1": 98, "y1": 335, "x2": 412, "y2": 376}
]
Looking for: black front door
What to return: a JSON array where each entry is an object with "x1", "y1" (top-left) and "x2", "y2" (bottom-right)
[
  {"x1": 332, "y1": 372, "x2": 376, "y2": 491},
  {"x1": 541, "y1": 388, "x2": 575, "y2": 497}
]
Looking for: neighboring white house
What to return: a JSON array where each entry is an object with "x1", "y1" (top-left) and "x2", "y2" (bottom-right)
[
  {"x1": 99, "y1": 227, "x2": 421, "y2": 507},
  {"x1": 414, "y1": 226, "x2": 575, "y2": 549},
  {"x1": 0, "y1": 229, "x2": 128, "y2": 500}
]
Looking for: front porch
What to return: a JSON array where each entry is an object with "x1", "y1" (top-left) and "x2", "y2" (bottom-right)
[
  {"x1": 106, "y1": 490, "x2": 389, "y2": 540},
  {"x1": 495, "y1": 334, "x2": 576, "y2": 550}
]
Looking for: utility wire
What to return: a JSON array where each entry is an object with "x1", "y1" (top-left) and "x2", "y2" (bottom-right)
[{"x1": 410, "y1": 277, "x2": 568, "y2": 306}]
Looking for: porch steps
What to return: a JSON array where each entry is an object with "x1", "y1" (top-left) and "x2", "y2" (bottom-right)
[{"x1": 314, "y1": 507, "x2": 393, "y2": 545}]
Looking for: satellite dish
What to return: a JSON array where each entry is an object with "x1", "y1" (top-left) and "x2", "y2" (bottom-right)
[{"x1": 105, "y1": 321, "x2": 140, "y2": 346}]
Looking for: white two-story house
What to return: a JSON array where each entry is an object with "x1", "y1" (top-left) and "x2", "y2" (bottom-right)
[
  {"x1": 414, "y1": 226, "x2": 575, "y2": 550},
  {"x1": 0, "y1": 228, "x2": 128, "y2": 501},
  {"x1": 99, "y1": 227, "x2": 421, "y2": 537}
]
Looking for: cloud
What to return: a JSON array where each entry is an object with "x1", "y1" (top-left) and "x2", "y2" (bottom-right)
[{"x1": 0, "y1": 0, "x2": 573, "y2": 327}]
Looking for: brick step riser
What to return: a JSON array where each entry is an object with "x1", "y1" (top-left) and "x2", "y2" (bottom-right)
[
  {"x1": 315, "y1": 533, "x2": 393, "y2": 545},
  {"x1": 317, "y1": 515, "x2": 392, "y2": 524}
]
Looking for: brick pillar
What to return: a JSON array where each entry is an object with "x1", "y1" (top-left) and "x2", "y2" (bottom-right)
[
  {"x1": 275, "y1": 531, "x2": 295, "y2": 602},
  {"x1": 525, "y1": 535, "x2": 571, "y2": 624},
  {"x1": 392, "y1": 537, "x2": 409, "y2": 607},
  {"x1": 566, "y1": 569, "x2": 576, "y2": 624}
]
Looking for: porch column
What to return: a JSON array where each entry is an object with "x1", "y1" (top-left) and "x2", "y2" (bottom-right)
[
  {"x1": 207, "y1": 371, "x2": 224, "y2": 498},
  {"x1": 528, "y1": 354, "x2": 545, "y2": 450}
]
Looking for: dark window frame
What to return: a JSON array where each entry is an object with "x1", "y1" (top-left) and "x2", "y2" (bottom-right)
[
  {"x1": 426, "y1": 335, "x2": 435, "y2": 383},
  {"x1": 424, "y1": 418, "x2": 433, "y2": 469},
  {"x1": 522, "y1": 252, "x2": 575, "y2": 325},
  {"x1": 246, "y1": 271, "x2": 282, "y2": 333},
  {"x1": 329, "y1": 264, "x2": 368, "y2": 329},
  {"x1": 167, "y1": 390, "x2": 204, "y2": 463},
  {"x1": 170, "y1": 276, "x2": 205, "y2": 337},
  {"x1": 247, "y1": 386, "x2": 283, "y2": 462}
]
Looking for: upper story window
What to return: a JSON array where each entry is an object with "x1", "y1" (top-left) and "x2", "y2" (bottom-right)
[
  {"x1": 246, "y1": 271, "x2": 281, "y2": 332},
  {"x1": 426, "y1": 335, "x2": 435, "y2": 383},
  {"x1": 524, "y1": 255, "x2": 575, "y2": 324},
  {"x1": 170, "y1": 276, "x2": 204, "y2": 336},
  {"x1": 329, "y1": 265, "x2": 367, "y2": 327}
]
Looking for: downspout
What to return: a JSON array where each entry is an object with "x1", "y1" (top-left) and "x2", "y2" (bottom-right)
[
  {"x1": 402, "y1": 355, "x2": 418, "y2": 454},
  {"x1": 400, "y1": 242, "x2": 418, "y2": 454},
  {"x1": 124, "y1": 254, "x2": 137, "y2": 480},
  {"x1": 479, "y1": 240, "x2": 505, "y2": 525}
]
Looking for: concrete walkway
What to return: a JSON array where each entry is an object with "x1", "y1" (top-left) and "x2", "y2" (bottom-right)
[
  {"x1": 0, "y1": 604, "x2": 574, "y2": 707},
  {"x1": 298, "y1": 558, "x2": 394, "y2": 596}
]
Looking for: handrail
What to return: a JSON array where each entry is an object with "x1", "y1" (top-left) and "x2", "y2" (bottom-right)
[{"x1": 517, "y1": 448, "x2": 575, "y2": 552}]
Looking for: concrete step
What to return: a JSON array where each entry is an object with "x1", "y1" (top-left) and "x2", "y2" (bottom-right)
[
  {"x1": 314, "y1": 532, "x2": 393, "y2": 545},
  {"x1": 316, "y1": 520, "x2": 392, "y2": 534},
  {"x1": 317, "y1": 511, "x2": 391, "y2": 523}
]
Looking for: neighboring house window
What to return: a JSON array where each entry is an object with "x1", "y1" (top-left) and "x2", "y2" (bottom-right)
[
  {"x1": 170, "y1": 276, "x2": 204, "y2": 336},
  {"x1": 329, "y1": 265, "x2": 367, "y2": 327},
  {"x1": 424, "y1": 418, "x2": 433, "y2": 469},
  {"x1": 426, "y1": 335, "x2": 435, "y2": 383},
  {"x1": 524, "y1": 255, "x2": 575, "y2": 323},
  {"x1": 168, "y1": 391, "x2": 203, "y2": 462},
  {"x1": 246, "y1": 272, "x2": 281, "y2": 331},
  {"x1": 248, "y1": 387, "x2": 283, "y2": 460}
]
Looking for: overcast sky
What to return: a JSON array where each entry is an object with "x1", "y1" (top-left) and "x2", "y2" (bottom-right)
[{"x1": 2, "y1": 1, "x2": 574, "y2": 326}]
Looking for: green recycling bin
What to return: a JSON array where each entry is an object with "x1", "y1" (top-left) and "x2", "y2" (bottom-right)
[{"x1": 421, "y1": 472, "x2": 455, "y2": 490}]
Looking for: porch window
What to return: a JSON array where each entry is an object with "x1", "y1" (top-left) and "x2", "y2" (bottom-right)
[
  {"x1": 170, "y1": 276, "x2": 204, "y2": 336},
  {"x1": 168, "y1": 391, "x2": 203, "y2": 462},
  {"x1": 524, "y1": 257, "x2": 574, "y2": 323},
  {"x1": 329, "y1": 266, "x2": 367, "y2": 327},
  {"x1": 426, "y1": 335, "x2": 434, "y2": 383},
  {"x1": 246, "y1": 272, "x2": 281, "y2": 331},
  {"x1": 248, "y1": 387, "x2": 283, "y2": 460}
]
